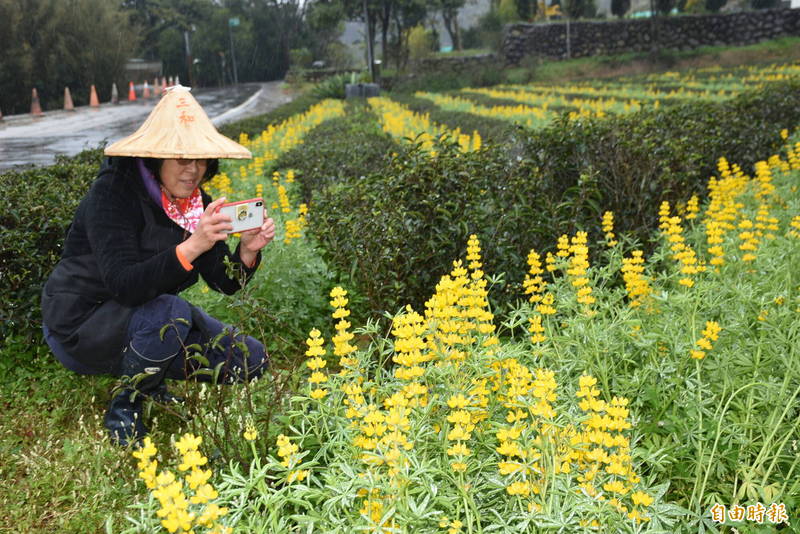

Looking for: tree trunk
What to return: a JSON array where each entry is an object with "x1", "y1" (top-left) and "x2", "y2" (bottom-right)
[
  {"x1": 442, "y1": 9, "x2": 457, "y2": 51},
  {"x1": 454, "y1": 13, "x2": 461, "y2": 51},
  {"x1": 380, "y1": 4, "x2": 391, "y2": 68}
]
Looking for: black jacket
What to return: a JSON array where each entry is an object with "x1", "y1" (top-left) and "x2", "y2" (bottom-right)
[{"x1": 41, "y1": 157, "x2": 260, "y2": 373}]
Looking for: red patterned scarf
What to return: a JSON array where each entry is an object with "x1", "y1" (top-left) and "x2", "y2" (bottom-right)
[{"x1": 161, "y1": 188, "x2": 203, "y2": 233}]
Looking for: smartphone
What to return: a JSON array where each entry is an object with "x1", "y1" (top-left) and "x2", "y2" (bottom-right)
[{"x1": 218, "y1": 197, "x2": 264, "y2": 233}]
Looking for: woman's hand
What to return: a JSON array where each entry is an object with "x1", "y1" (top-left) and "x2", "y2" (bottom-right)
[
  {"x1": 177, "y1": 197, "x2": 232, "y2": 263},
  {"x1": 239, "y1": 212, "x2": 275, "y2": 267}
]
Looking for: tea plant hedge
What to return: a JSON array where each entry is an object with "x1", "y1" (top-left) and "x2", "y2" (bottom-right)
[
  {"x1": 309, "y1": 81, "x2": 800, "y2": 315},
  {"x1": 0, "y1": 149, "x2": 103, "y2": 338}
]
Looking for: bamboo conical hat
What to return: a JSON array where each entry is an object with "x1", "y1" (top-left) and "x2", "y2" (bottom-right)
[{"x1": 104, "y1": 85, "x2": 251, "y2": 159}]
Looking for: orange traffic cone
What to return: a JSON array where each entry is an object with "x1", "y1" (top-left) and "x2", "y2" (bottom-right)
[
  {"x1": 152, "y1": 77, "x2": 158, "y2": 95},
  {"x1": 128, "y1": 81, "x2": 137, "y2": 101},
  {"x1": 161, "y1": 77, "x2": 167, "y2": 95},
  {"x1": 90, "y1": 84, "x2": 101, "y2": 107},
  {"x1": 143, "y1": 81, "x2": 151, "y2": 99},
  {"x1": 168, "y1": 76, "x2": 174, "y2": 87},
  {"x1": 31, "y1": 88, "x2": 43, "y2": 116},
  {"x1": 175, "y1": 75, "x2": 180, "y2": 85},
  {"x1": 63, "y1": 87, "x2": 75, "y2": 111},
  {"x1": 110, "y1": 83, "x2": 118, "y2": 105}
]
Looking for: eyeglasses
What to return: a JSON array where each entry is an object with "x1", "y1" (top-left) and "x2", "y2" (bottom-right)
[{"x1": 175, "y1": 159, "x2": 208, "y2": 167}]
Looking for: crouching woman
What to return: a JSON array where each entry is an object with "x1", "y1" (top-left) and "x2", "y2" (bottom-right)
[{"x1": 41, "y1": 86, "x2": 274, "y2": 446}]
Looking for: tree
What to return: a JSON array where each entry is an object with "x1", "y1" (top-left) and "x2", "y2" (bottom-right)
[
  {"x1": 515, "y1": 0, "x2": 537, "y2": 20},
  {"x1": 306, "y1": 0, "x2": 347, "y2": 61},
  {"x1": 407, "y1": 24, "x2": 433, "y2": 59},
  {"x1": 611, "y1": 0, "x2": 630, "y2": 17},
  {"x1": 435, "y1": 0, "x2": 466, "y2": 51},
  {"x1": 0, "y1": 0, "x2": 137, "y2": 114},
  {"x1": 562, "y1": 0, "x2": 597, "y2": 18},
  {"x1": 654, "y1": 0, "x2": 675, "y2": 14},
  {"x1": 389, "y1": 0, "x2": 428, "y2": 69},
  {"x1": 498, "y1": 0, "x2": 519, "y2": 22}
]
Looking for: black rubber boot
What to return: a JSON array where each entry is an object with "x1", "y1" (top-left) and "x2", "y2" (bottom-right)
[
  {"x1": 104, "y1": 344, "x2": 177, "y2": 446},
  {"x1": 104, "y1": 388, "x2": 148, "y2": 447}
]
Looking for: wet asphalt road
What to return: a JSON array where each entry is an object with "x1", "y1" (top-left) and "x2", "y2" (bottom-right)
[{"x1": 0, "y1": 81, "x2": 292, "y2": 172}]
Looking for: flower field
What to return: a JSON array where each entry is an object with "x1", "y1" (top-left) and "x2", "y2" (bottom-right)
[{"x1": 111, "y1": 59, "x2": 800, "y2": 533}]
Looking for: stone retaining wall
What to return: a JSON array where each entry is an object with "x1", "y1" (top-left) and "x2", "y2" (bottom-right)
[
  {"x1": 502, "y1": 8, "x2": 800, "y2": 64},
  {"x1": 413, "y1": 53, "x2": 499, "y2": 73}
]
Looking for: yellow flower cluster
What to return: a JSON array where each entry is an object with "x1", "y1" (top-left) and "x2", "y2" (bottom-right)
[
  {"x1": 357, "y1": 488, "x2": 397, "y2": 533},
  {"x1": 789, "y1": 215, "x2": 800, "y2": 239},
  {"x1": 304, "y1": 328, "x2": 329, "y2": 400},
  {"x1": 424, "y1": 260, "x2": 489, "y2": 363},
  {"x1": 446, "y1": 393, "x2": 473, "y2": 473},
  {"x1": 277, "y1": 184, "x2": 290, "y2": 213},
  {"x1": 522, "y1": 249, "x2": 546, "y2": 303},
  {"x1": 787, "y1": 141, "x2": 800, "y2": 170},
  {"x1": 566, "y1": 232, "x2": 596, "y2": 310},
  {"x1": 276, "y1": 434, "x2": 309, "y2": 483},
  {"x1": 356, "y1": 398, "x2": 415, "y2": 476},
  {"x1": 438, "y1": 516, "x2": 463, "y2": 534},
  {"x1": 705, "y1": 219, "x2": 726, "y2": 267},
  {"x1": 417, "y1": 91, "x2": 557, "y2": 130},
  {"x1": 601, "y1": 211, "x2": 617, "y2": 246},
  {"x1": 492, "y1": 360, "x2": 559, "y2": 500},
  {"x1": 132, "y1": 435, "x2": 229, "y2": 533},
  {"x1": 523, "y1": 249, "x2": 551, "y2": 344},
  {"x1": 206, "y1": 172, "x2": 233, "y2": 198},
  {"x1": 620, "y1": 251, "x2": 652, "y2": 308},
  {"x1": 243, "y1": 423, "x2": 258, "y2": 442},
  {"x1": 737, "y1": 218, "x2": 760, "y2": 262},
  {"x1": 701, "y1": 157, "x2": 749, "y2": 266},
  {"x1": 330, "y1": 287, "x2": 358, "y2": 372},
  {"x1": 659, "y1": 201, "x2": 705, "y2": 287},
  {"x1": 690, "y1": 321, "x2": 722, "y2": 360},
  {"x1": 574, "y1": 376, "x2": 652, "y2": 523},
  {"x1": 392, "y1": 306, "x2": 431, "y2": 380},
  {"x1": 463, "y1": 86, "x2": 634, "y2": 117},
  {"x1": 424, "y1": 236, "x2": 499, "y2": 363},
  {"x1": 368, "y1": 96, "x2": 480, "y2": 155},
  {"x1": 685, "y1": 195, "x2": 700, "y2": 220}
]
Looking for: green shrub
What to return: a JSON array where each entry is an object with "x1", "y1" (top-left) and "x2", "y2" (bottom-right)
[
  {"x1": 309, "y1": 73, "x2": 357, "y2": 100},
  {"x1": 309, "y1": 81, "x2": 800, "y2": 317},
  {"x1": 408, "y1": 24, "x2": 435, "y2": 61},
  {"x1": 0, "y1": 149, "x2": 103, "y2": 338},
  {"x1": 274, "y1": 102, "x2": 398, "y2": 203},
  {"x1": 311, "y1": 141, "x2": 512, "y2": 316},
  {"x1": 289, "y1": 47, "x2": 313, "y2": 69}
]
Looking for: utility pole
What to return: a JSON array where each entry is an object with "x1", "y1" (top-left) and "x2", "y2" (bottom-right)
[
  {"x1": 228, "y1": 17, "x2": 240, "y2": 85},
  {"x1": 363, "y1": 0, "x2": 375, "y2": 82},
  {"x1": 183, "y1": 29, "x2": 195, "y2": 88}
]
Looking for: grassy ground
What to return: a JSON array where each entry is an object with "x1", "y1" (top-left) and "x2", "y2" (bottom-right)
[{"x1": 1, "y1": 38, "x2": 799, "y2": 532}]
